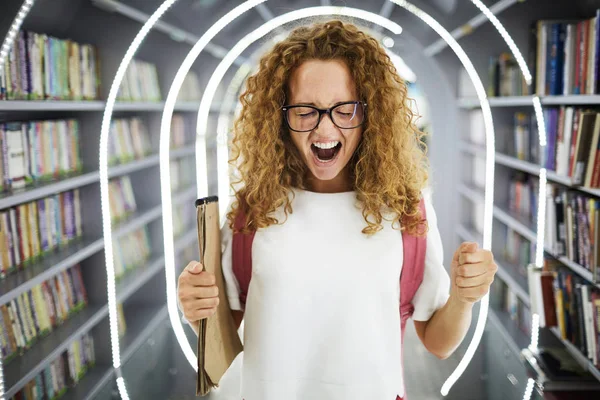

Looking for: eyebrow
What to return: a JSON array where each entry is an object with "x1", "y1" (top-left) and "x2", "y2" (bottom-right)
[{"x1": 290, "y1": 100, "x2": 354, "y2": 107}]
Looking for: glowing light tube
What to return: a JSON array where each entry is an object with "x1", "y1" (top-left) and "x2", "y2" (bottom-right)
[
  {"x1": 468, "y1": 0, "x2": 548, "y2": 360},
  {"x1": 99, "y1": 1, "x2": 178, "y2": 398},
  {"x1": 389, "y1": 0, "x2": 496, "y2": 396},
  {"x1": 0, "y1": 0, "x2": 35, "y2": 77},
  {"x1": 0, "y1": 2, "x2": 35, "y2": 399},
  {"x1": 160, "y1": 4, "x2": 402, "y2": 372},
  {"x1": 160, "y1": 0, "x2": 269, "y2": 372}
]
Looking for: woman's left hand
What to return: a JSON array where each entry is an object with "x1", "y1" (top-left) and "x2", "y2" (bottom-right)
[{"x1": 450, "y1": 242, "x2": 498, "y2": 304}]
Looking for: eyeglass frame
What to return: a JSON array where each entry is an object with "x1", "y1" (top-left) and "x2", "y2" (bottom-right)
[{"x1": 281, "y1": 100, "x2": 368, "y2": 132}]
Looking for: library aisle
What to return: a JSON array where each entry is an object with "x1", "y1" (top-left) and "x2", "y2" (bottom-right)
[{"x1": 2, "y1": 0, "x2": 600, "y2": 399}]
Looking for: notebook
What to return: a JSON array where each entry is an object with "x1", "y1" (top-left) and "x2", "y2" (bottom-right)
[{"x1": 195, "y1": 196, "x2": 244, "y2": 395}]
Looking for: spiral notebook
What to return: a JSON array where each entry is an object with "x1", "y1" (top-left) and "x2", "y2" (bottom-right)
[{"x1": 195, "y1": 196, "x2": 244, "y2": 395}]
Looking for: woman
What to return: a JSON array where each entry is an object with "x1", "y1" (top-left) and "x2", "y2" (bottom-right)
[{"x1": 178, "y1": 19, "x2": 497, "y2": 400}]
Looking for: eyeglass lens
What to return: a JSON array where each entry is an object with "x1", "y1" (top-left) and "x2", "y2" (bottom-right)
[{"x1": 285, "y1": 102, "x2": 364, "y2": 131}]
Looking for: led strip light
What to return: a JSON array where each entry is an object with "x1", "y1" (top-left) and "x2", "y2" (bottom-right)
[
  {"x1": 96, "y1": 0, "x2": 498, "y2": 397},
  {"x1": 159, "y1": 6, "x2": 495, "y2": 400},
  {"x1": 467, "y1": 1, "x2": 548, "y2": 392},
  {"x1": 388, "y1": 1, "x2": 496, "y2": 396},
  {"x1": 98, "y1": 1, "x2": 178, "y2": 399},
  {"x1": 161, "y1": 4, "x2": 403, "y2": 372},
  {"x1": 0, "y1": 2, "x2": 37, "y2": 398}
]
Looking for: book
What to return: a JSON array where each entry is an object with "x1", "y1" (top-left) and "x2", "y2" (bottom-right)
[{"x1": 195, "y1": 196, "x2": 243, "y2": 395}]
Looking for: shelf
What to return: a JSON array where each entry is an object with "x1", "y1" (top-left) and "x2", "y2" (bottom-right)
[
  {"x1": 120, "y1": 304, "x2": 169, "y2": 364},
  {"x1": 542, "y1": 95, "x2": 600, "y2": 105},
  {"x1": 116, "y1": 255, "x2": 166, "y2": 303},
  {"x1": 0, "y1": 100, "x2": 226, "y2": 113},
  {"x1": 0, "y1": 171, "x2": 99, "y2": 210},
  {"x1": 3, "y1": 304, "x2": 109, "y2": 398},
  {"x1": 0, "y1": 237, "x2": 104, "y2": 306},
  {"x1": 112, "y1": 205, "x2": 163, "y2": 238},
  {"x1": 550, "y1": 327, "x2": 600, "y2": 382},
  {"x1": 0, "y1": 100, "x2": 106, "y2": 111},
  {"x1": 175, "y1": 228, "x2": 198, "y2": 252},
  {"x1": 170, "y1": 146, "x2": 195, "y2": 159},
  {"x1": 492, "y1": 205, "x2": 538, "y2": 243},
  {"x1": 459, "y1": 184, "x2": 600, "y2": 288},
  {"x1": 0, "y1": 227, "x2": 196, "y2": 398},
  {"x1": 488, "y1": 307, "x2": 530, "y2": 359},
  {"x1": 460, "y1": 141, "x2": 600, "y2": 197},
  {"x1": 424, "y1": 0, "x2": 519, "y2": 56},
  {"x1": 456, "y1": 224, "x2": 530, "y2": 307},
  {"x1": 0, "y1": 154, "x2": 169, "y2": 210},
  {"x1": 459, "y1": 95, "x2": 600, "y2": 108},
  {"x1": 59, "y1": 364, "x2": 115, "y2": 400},
  {"x1": 172, "y1": 186, "x2": 197, "y2": 206},
  {"x1": 107, "y1": 154, "x2": 160, "y2": 178}
]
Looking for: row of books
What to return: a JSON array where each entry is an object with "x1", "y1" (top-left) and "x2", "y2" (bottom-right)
[
  {"x1": 535, "y1": 12, "x2": 600, "y2": 96},
  {"x1": 114, "y1": 227, "x2": 151, "y2": 280},
  {"x1": 170, "y1": 156, "x2": 195, "y2": 192},
  {"x1": 117, "y1": 302, "x2": 127, "y2": 338},
  {"x1": 509, "y1": 172, "x2": 540, "y2": 226},
  {"x1": 0, "y1": 189, "x2": 83, "y2": 278},
  {"x1": 504, "y1": 225, "x2": 534, "y2": 279},
  {"x1": 172, "y1": 203, "x2": 196, "y2": 239},
  {"x1": 531, "y1": 260, "x2": 600, "y2": 368},
  {"x1": 117, "y1": 59, "x2": 161, "y2": 102},
  {"x1": 1, "y1": 119, "x2": 82, "y2": 191},
  {"x1": 490, "y1": 276, "x2": 532, "y2": 337},
  {"x1": 545, "y1": 184, "x2": 600, "y2": 279},
  {"x1": 513, "y1": 111, "x2": 540, "y2": 164},
  {"x1": 11, "y1": 333, "x2": 96, "y2": 400},
  {"x1": 0, "y1": 264, "x2": 87, "y2": 363},
  {"x1": 178, "y1": 71, "x2": 201, "y2": 102},
  {"x1": 543, "y1": 107, "x2": 600, "y2": 187},
  {"x1": 109, "y1": 117, "x2": 152, "y2": 166},
  {"x1": 488, "y1": 53, "x2": 529, "y2": 97},
  {"x1": 171, "y1": 114, "x2": 192, "y2": 149},
  {"x1": 1, "y1": 30, "x2": 100, "y2": 101},
  {"x1": 108, "y1": 176, "x2": 137, "y2": 223}
]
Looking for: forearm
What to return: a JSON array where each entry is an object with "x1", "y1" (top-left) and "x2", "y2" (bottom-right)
[{"x1": 420, "y1": 295, "x2": 473, "y2": 359}]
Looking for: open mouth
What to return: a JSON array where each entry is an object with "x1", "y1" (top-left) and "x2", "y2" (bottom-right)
[{"x1": 311, "y1": 141, "x2": 342, "y2": 162}]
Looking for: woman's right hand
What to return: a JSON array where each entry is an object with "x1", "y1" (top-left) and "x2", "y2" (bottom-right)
[{"x1": 178, "y1": 261, "x2": 220, "y2": 323}]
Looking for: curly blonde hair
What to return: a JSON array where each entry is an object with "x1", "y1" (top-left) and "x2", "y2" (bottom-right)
[{"x1": 227, "y1": 18, "x2": 429, "y2": 236}]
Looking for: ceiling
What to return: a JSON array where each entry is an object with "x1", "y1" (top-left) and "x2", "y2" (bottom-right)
[{"x1": 114, "y1": 0, "x2": 499, "y2": 50}]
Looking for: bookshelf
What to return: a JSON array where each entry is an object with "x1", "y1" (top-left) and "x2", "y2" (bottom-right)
[
  {"x1": 448, "y1": 1, "x2": 600, "y2": 393},
  {"x1": 0, "y1": 0, "x2": 218, "y2": 397}
]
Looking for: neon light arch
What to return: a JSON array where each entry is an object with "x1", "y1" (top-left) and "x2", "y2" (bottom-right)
[
  {"x1": 95, "y1": 1, "x2": 500, "y2": 398},
  {"x1": 156, "y1": 3, "x2": 495, "y2": 399}
]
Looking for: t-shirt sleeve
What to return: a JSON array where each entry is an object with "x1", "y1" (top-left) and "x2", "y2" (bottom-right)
[
  {"x1": 411, "y1": 190, "x2": 451, "y2": 321},
  {"x1": 221, "y1": 218, "x2": 244, "y2": 312}
]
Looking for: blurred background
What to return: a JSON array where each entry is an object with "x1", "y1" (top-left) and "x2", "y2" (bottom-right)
[{"x1": 1, "y1": 1, "x2": 600, "y2": 399}]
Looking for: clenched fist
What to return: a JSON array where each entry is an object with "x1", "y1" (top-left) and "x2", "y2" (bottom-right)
[
  {"x1": 178, "y1": 261, "x2": 220, "y2": 325},
  {"x1": 450, "y1": 242, "x2": 497, "y2": 304}
]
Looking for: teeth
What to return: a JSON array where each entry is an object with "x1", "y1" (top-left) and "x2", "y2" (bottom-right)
[{"x1": 313, "y1": 141, "x2": 339, "y2": 149}]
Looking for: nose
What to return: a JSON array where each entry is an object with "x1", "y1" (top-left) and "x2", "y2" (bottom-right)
[{"x1": 315, "y1": 111, "x2": 336, "y2": 132}]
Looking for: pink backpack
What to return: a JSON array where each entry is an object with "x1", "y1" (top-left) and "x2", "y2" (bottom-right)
[{"x1": 231, "y1": 198, "x2": 427, "y2": 400}]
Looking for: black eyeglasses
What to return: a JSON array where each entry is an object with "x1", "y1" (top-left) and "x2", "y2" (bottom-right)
[{"x1": 281, "y1": 101, "x2": 367, "y2": 132}]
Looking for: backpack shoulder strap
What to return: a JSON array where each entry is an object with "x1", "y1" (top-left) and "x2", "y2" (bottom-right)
[
  {"x1": 231, "y1": 207, "x2": 255, "y2": 309},
  {"x1": 399, "y1": 197, "x2": 427, "y2": 340}
]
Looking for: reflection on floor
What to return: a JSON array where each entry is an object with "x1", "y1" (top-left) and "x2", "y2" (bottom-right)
[{"x1": 403, "y1": 320, "x2": 484, "y2": 400}]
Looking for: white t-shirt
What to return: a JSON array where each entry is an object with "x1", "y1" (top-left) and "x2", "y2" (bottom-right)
[{"x1": 215, "y1": 188, "x2": 450, "y2": 400}]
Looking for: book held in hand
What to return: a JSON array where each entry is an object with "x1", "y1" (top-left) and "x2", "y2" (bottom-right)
[{"x1": 195, "y1": 196, "x2": 243, "y2": 395}]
